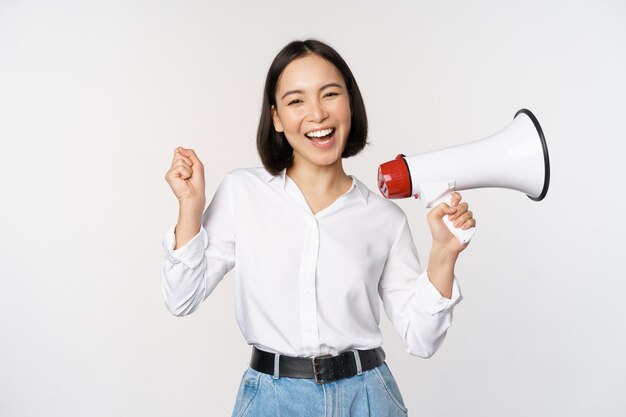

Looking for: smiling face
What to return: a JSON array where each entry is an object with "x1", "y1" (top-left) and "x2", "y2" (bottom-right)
[{"x1": 271, "y1": 53, "x2": 352, "y2": 171}]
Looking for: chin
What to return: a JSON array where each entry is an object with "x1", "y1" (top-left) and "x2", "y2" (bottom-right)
[{"x1": 310, "y1": 151, "x2": 343, "y2": 166}]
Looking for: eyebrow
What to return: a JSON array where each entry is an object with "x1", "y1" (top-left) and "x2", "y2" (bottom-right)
[{"x1": 280, "y1": 82, "x2": 343, "y2": 100}]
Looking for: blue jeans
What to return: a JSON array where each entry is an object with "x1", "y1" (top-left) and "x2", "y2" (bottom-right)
[{"x1": 231, "y1": 361, "x2": 408, "y2": 417}]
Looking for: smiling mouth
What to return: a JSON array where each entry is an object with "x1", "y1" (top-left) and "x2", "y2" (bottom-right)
[
  {"x1": 305, "y1": 128, "x2": 335, "y2": 140},
  {"x1": 305, "y1": 128, "x2": 336, "y2": 148}
]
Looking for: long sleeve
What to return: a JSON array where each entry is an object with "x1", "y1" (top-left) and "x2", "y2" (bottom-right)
[
  {"x1": 378, "y1": 216, "x2": 462, "y2": 358},
  {"x1": 161, "y1": 174, "x2": 236, "y2": 316}
]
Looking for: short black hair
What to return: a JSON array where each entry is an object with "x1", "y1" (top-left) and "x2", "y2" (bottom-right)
[{"x1": 257, "y1": 39, "x2": 368, "y2": 175}]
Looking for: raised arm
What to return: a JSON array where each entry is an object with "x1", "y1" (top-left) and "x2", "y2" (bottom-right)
[
  {"x1": 165, "y1": 147, "x2": 206, "y2": 248},
  {"x1": 161, "y1": 147, "x2": 234, "y2": 316}
]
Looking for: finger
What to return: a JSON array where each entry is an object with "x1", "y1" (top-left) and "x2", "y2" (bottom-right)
[
  {"x1": 453, "y1": 210, "x2": 473, "y2": 227},
  {"x1": 172, "y1": 159, "x2": 192, "y2": 171},
  {"x1": 448, "y1": 202, "x2": 468, "y2": 221},
  {"x1": 177, "y1": 165, "x2": 193, "y2": 180},
  {"x1": 173, "y1": 147, "x2": 188, "y2": 160},
  {"x1": 450, "y1": 192, "x2": 462, "y2": 207},
  {"x1": 166, "y1": 164, "x2": 193, "y2": 181},
  {"x1": 177, "y1": 147, "x2": 202, "y2": 166},
  {"x1": 461, "y1": 218, "x2": 477, "y2": 230},
  {"x1": 453, "y1": 210, "x2": 473, "y2": 228},
  {"x1": 428, "y1": 202, "x2": 457, "y2": 221},
  {"x1": 173, "y1": 147, "x2": 193, "y2": 163},
  {"x1": 172, "y1": 154, "x2": 193, "y2": 167}
]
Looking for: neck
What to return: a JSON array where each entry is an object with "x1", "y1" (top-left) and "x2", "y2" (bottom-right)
[{"x1": 286, "y1": 158, "x2": 351, "y2": 194}]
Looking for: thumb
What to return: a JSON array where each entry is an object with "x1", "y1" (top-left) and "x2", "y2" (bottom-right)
[{"x1": 428, "y1": 202, "x2": 457, "y2": 221}]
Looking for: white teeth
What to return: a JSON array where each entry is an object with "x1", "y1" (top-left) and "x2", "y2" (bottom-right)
[{"x1": 305, "y1": 128, "x2": 334, "y2": 138}]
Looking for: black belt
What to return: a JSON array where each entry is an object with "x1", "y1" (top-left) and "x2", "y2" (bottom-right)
[{"x1": 249, "y1": 346, "x2": 386, "y2": 384}]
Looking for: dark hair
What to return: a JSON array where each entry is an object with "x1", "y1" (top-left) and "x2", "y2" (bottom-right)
[{"x1": 257, "y1": 39, "x2": 368, "y2": 175}]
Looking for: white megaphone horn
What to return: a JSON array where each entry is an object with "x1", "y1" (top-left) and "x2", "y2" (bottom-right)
[{"x1": 377, "y1": 108, "x2": 550, "y2": 245}]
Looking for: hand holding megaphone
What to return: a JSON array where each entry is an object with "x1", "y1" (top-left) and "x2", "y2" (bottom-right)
[
  {"x1": 377, "y1": 109, "x2": 550, "y2": 244},
  {"x1": 426, "y1": 191, "x2": 476, "y2": 251}
]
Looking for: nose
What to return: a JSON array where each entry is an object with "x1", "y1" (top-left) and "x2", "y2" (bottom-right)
[{"x1": 308, "y1": 99, "x2": 328, "y2": 123}]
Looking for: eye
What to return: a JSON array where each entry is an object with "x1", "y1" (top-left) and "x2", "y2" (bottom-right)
[
  {"x1": 324, "y1": 92, "x2": 339, "y2": 98},
  {"x1": 287, "y1": 99, "x2": 302, "y2": 106}
]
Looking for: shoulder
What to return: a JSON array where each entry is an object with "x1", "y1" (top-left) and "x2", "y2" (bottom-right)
[
  {"x1": 215, "y1": 167, "x2": 284, "y2": 198},
  {"x1": 221, "y1": 167, "x2": 276, "y2": 185},
  {"x1": 352, "y1": 175, "x2": 407, "y2": 223}
]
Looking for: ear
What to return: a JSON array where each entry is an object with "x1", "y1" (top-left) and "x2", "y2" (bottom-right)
[{"x1": 271, "y1": 105, "x2": 284, "y2": 132}]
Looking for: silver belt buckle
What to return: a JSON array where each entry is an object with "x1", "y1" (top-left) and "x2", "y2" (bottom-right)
[{"x1": 312, "y1": 354, "x2": 333, "y2": 384}]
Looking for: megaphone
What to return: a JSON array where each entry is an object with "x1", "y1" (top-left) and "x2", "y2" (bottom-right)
[{"x1": 377, "y1": 108, "x2": 550, "y2": 244}]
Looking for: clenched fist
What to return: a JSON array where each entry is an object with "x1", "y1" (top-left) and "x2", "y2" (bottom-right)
[{"x1": 165, "y1": 147, "x2": 206, "y2": 210}]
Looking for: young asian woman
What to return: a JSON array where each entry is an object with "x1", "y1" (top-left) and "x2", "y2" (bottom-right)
[{"x1": 162, "y1": 39, "x2": 476, "y2": 417}]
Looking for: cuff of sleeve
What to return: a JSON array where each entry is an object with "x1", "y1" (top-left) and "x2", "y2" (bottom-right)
[
  {"x1": 415, "y1": 271, "x2": 463, "y2": 315},
  {"x1": 162, "y1": 222, "x2": 207, "y2": 269}
]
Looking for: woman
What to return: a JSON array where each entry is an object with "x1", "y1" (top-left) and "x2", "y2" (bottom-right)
[{"x1": 162, "y1": 39, "x2": 475, "y2": 417}]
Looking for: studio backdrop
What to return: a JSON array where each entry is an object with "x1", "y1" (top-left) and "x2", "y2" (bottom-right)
[{"x1": 1, "y1": 1, "x2": 625, "y2": 416}]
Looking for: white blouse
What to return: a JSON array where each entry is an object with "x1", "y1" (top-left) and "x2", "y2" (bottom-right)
[{"x1": 161, "y1": 167, "x2": 462, "y2": 358}]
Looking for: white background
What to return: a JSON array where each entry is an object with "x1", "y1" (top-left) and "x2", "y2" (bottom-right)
[{"x1": 1, "y1": 0, "x2": 625, "y2": 416}]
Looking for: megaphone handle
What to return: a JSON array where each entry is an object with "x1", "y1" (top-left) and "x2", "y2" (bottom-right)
[{"x1": 431, "y1": 193, "x2": 476, "y2": 245}]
